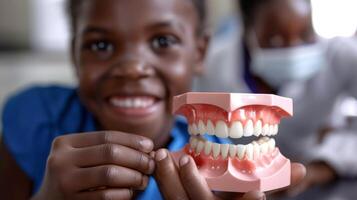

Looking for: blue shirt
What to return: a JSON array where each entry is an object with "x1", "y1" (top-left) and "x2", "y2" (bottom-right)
[{"x1": 2, "y1": 86, "x2": 227, "y2": 199}]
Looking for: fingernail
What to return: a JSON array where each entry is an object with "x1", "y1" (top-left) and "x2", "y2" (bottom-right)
[
  {"x1": 140, "y1": 139, "x2": 153, "y2": 152},
  {"x1": 155, "y1": 149, "x2": 167, "y2": 161},
  {"x1": 138, "y1": 176, "x2": 149, "y2": 190},
  {"x1": 179, "y1": 156, "x2": 190, "y2": 167}
]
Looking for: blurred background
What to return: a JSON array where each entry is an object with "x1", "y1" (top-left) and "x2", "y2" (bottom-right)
[{"x1": 0, "y1": 0, "x2": 357, "y2": 128}]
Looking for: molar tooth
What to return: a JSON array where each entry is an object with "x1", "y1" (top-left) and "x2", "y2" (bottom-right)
[
  {"x1": 221, "y1": 144, "x2": 229, "y2": 159},
  {"x1": 198, "y1": 120, "x2": 206, "y2": 135},
  {"x1": 268, "y1": 138, "x2": 276, "y2": 152},
  {"x1": 212, "y1": 143, "x2": 220, "y2": 159},
  {"x1": 215, "y1": 121, "x2": 229, "y2": 138},
  {"x1": 229, "y1": 145, "x2": 237, "y2": 158},
  {"x1": 191, "y1": 124, "x2": 199, "y2": 135},
  {"x1": 244, "y1": 120, "x2": 254, "y2": 137},
  {"x1": 260, "y1": 143, "x2": 269, "y2": 154},
  {"x1": 229, "y1": 121, "x2": 243, "y2": 138},
  {"x1": 189, "y1": 137, "x2": 198, "y2": 149},
  {"x1": 188, "y1": 125, "x2": 193, "y2": 135},
  {"x1": 206, "y1": 120, "x2": 215, "y2": 135},
  {"x1": 236, "y1": 144, "x2": 246, "y2": 160},
  {"x1": 245, "y1": 144, "x2": 254, "y2": 160},
  {"x1": 262, "y1": 124, "x2": 269, "y2": 136},
  {"x1": 204, "y1": 141, "x2": 212, "y2": 155},
  {"x1": 254, "y1": 120, "x2": 262, "y2": 137},
  {"x1": 273, "y1": 124, "x2": 279, "y2": 135},
  {"x1": 269, "y1": 125, "x2": 275, "y2": 136},
  {"x1": 196, "y1": 140, "x2": 205, "y2": 154}
]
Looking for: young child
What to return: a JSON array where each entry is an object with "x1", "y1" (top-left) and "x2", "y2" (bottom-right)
[{"x1": 0, "y1": 0, "x2": 304, "y2": 199}]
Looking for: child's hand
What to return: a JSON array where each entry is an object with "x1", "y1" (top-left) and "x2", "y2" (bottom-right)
[
  {"x1": 154, "y1": 149, "x2": 306, "y2": 200},
  {"x1": 32, "y1": 131, "x2": 155, "y2": 200}
]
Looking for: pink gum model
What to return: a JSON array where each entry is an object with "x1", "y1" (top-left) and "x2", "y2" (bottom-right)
[{"x1": 171, "y1": 92, "x2": 293, "y2": 192}]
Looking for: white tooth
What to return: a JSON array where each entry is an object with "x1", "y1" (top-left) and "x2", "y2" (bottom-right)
[
  {"x1": 268, "y1": 138, "x2": 276, "y2": 152},
  {"x1": 196, "y1": 140, "x2": 205, "y2": 154},
  {"x1": 192, "y1": 124, "x2": 199, "y2": 135},
  {"x1": 212, "y1": 143, "x2": 220, "y2": 159},
  {"x1": 133, "y1": 98, "x2": 142, "y2": 108},
  {"x1": 188, "y1": 125, "x2": 193, "y2": 135},
  {"x1": 244, "y1": 120, "x2": 254, "y2": 137},
  {"x1": 198, "y1": 120, "x2": 206, "y2": 135},
  {"x1": 262, "y1": 124, "x2": 269, "y2": 136},
  {"x1": 269, "y1": 125, "x2": 275, "y2": 136},
  {"x1": 246, "y1": 144, "x2": 254, "y2": 160},
  {"x1": 206, "y1": 120, "x2": 215, "y2": 135},
  {"x1": 229, "y1": 145, "x2": 237, "y2": 158},
  {"x1": 221, "y1": 144, "x2": 229, "y2": 159},
  {"x1": 124, "y1": 99, "x2": 133, "y2": 107},
  {"x1": 273, "y1": 124, "x2": 279, "y2": 135},
  {"x1": 190, "y1": 137, "x2": 198, "y2": 149},
  {"x1": 260, "y1": 142, "x2": 269, "y2": 154},
  {"x1": 204, "y1": 141, "x2": 212, "y2": 155},
  {"x1": 229, "y1": 121, "x2": 244, "y2": 138},
  {"x1": 254, "y1": 120, "x2": 262, "y2": 137},
  {"x1": 215, "y1": 121, "x2": 229, "y2": 138},
  {"x1": 253, "y1": 142, "x2": 260, "y2": 159},
  {"x1": 236, "y1": 144, "x2": 246, "y2": 160}
]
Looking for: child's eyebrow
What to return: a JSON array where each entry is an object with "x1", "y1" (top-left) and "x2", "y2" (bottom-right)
[
  {"x1": 82, "y1": 27, "x2": 109, "y2": 35},
  {"x1": 145, "y1": 21, "x2": 185, "y2": 32}
]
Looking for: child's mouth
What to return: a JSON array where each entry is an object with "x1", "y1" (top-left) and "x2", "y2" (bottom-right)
[
  {"x1": 171, "y1": 92, "x2": 293, "y2": 192},
  {"x1": 108, "y1": 96, "x2": 161, "y2": 117}
]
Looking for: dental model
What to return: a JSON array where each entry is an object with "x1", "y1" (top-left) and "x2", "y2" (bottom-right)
[{"x1": 171, "y1": 92, "x2": 293, "y2": 192}]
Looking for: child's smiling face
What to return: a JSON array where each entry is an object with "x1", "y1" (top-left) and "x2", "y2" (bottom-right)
[{"x1": 71, "y1": 0, "x2": 207, "y2": 145}]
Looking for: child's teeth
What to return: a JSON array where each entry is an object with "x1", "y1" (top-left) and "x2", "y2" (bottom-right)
[
  {"x1": 254, "y1": 120, "x2": 262, "y2": 136},
  {"x1": 191, "y1": 124, "x2": 199, "y2": 135},
  {"x1": 244, "y1": 120, "x2": 254, "y2": 137},
  {"x1": 260, "y1": 143, "x2": 269, "y2": 154},
  {"x1": 253, "y1": 142, "x2": 260, "y2": 159},
  {"x1": 190, "y1": 137, "x2": 198, "y2": 149},
  {"x1": 198, "y1": 120, "x2": 206, "y2": 135},
  {"x1": 273, "y1": 124, "x2": 279, "y2": 135},
  {"x1": 262, "y1": 124, "x2": 269, "y2": 136},
  {"x1": 221, "y1": 144, "x2": 229, "y2": 159},
  {"x1": 229, "y1": 145, "x2": 237, "y2": 158},
  {"x1": 206, "y1": 120, "x2": 215, "y2": 135},
  {"x1": 215, "y1": 121, "x2": 229, "y2": 138},
  {"x1": 212, "y1": 143, "x2": 220, "y2": 159},
  {"x1": 236, "y1": 144, "x2": 246, "y2": 160},
  {"x1": 196, "y1": 140, "x2": 205, "y2": 153},
  {"x1": 204, "y1": 141, "x2": 212, "y2": 155},
  {"x1": 269, "y1": 125, "x2": 275, "y2": 136},
  {"x1": 229, "y1": 121, "x2": 243, "y2": 138},
  {"x1": 268, "y1": 138, "x2": 276, "y2": 152},
  {"x1": 246, "y1": 144, "x2": 254, "y2": 160}
]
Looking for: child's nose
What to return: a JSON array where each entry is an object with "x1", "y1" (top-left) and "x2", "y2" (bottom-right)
[{"x1": 110, "y1": 59, "x2": 155, "y2": 79}]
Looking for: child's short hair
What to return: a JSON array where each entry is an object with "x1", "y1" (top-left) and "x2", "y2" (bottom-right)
[{"x1": 66, "y1": 0, "x2": 207, "y2": 35}]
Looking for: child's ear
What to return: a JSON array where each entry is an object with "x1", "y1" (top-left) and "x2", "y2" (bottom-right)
[{"x1": 193, "y1": 32, "x2": 210, "y2": 75}]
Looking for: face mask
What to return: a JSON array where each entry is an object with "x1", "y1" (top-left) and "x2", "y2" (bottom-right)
[{"x1": 249, "y1": 42, "x2": 326, "y2": 88}]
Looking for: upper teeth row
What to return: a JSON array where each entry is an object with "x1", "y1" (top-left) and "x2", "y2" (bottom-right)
[
  {"x1": 110, "y1": 97, "x2": 154, "y2": 108},
  {"x1": 188, "y1": 120, "x2": 278, "y2": 139},
  {"x1": 189, "y1": 136, "x2": 276, "y2": 160}
]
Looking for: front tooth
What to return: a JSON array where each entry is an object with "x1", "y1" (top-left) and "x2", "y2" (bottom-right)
[
  {"x1": 196, "y1": 140, "x2": 205, "y2": 154},
  {"x1": 190, "y1": 137, "x2": 198, "y2": 149},
  {"x1": 273, "y1": 124, "x2": 279, "y2": 135},
  {"x1": 229, "y1": 121, "x2": 243, "y2": 138},
  {"x1": 206, "y1": 120, "x2": 215, "y2": 135},
  {"x1": 269, "y1": 125, "x2": 275, "y2": 136},
  {"x1": 245, "y1": 144, "x2": 254, "y2": 160},
  {"x1": 198, "y1": 120, "x2": 206, "y2": 135},
  {"x1": 268, "y1": 138, "x2": 276, "y2": 152},
  {"x1": 215, "y1": 121, "x2": 229, "y2": 138},
  {"x1": 262, "y1": 124, "x2": 269, "y2": 136},
  {"x1": 254, "y1": 120, "x2": 262, "y2": 136},
  {"x1": 253, "y1": 142, "x2": 260, "y2": 159},
  {"x1": 192, "y1": 124, "x2": 199, "y2": 135},
  {"x1": 236, "y1": 144, "x2": 246, "y2": 160},
  {"x1": 229, "y1": 145, "x2": 237, "y2": 158},
  {"x1": 212, "y1": 143, "x2": 220, "y2": 159},
  {"x1": 221, "y1": 144, "x2": 229, "y2": 159},
  {"x1": 204, "y1": 141, "x2": 212, "y2": 155},
  {"x1": 244, "y1": 120, "x2": 254, "y2": 137}
]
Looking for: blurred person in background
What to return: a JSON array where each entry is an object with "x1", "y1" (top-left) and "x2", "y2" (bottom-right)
[{"x1": 195, "y1": 0, "x2": 357, "y2": 199}]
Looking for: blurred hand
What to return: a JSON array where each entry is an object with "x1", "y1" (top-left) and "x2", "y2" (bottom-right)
[
  {"x1": 154, "y1": 149, "x2": 306, "y2": 200},
  {"x1": 283, "y1": 161, "x2": 337, "y2": 197},
  {"x1": 31, "y1": 131, "x2": 155, "y2": 200}
]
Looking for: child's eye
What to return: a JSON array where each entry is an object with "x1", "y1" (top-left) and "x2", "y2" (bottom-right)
[
  {"x1": 89, "y1": 41, "x2": 114, "y2": 53},
  {"x1": 151, "y1": 35, "x2": 179, "y2": 50}
]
